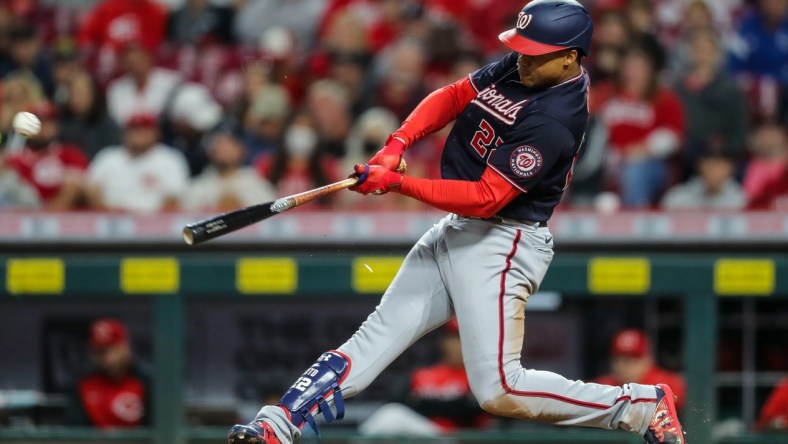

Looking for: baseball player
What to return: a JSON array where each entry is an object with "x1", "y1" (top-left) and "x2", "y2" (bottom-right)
[{"x1": 228, "y1": 1, "x2": 687, "y2": 443}]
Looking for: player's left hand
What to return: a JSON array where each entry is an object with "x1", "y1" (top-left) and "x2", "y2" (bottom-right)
[
  {"x1": 368, "y1": 137, "x2": 406, "y2": 171},
  {"x1": 349, "y1": 164, "x2": 403, "y2": 195}
]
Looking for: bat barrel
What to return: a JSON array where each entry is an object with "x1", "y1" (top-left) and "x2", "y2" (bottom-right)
[
  {"x1": 181, "y1": 172, "x2": 384, "y2": 245},
  {"x1": 182, "y1": 203, "x2": 272, "y2": 245},
  {"x1": 182, "y1": 218, "x2": 230, "y2": 246}
]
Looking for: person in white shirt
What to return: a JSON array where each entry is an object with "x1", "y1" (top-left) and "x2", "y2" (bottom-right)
[
  {"x1": 661, "y1": 151, "x2": 746, "y2": 210},
  {"x1": 87, "y1": 113, "x2": 189, "y2": 212},
  {"x1": 106, "y1": 43, "x2": 181, "y2": 126},
  {"x1": 182, "y1": 131, "x2": 275, "y2": 211}
]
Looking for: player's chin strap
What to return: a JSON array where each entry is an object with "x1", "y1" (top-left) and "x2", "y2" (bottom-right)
[{"x1": 276, "y1": 351, "x2": 349, "y2": 438}]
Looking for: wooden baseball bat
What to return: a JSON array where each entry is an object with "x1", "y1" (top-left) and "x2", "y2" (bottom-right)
[{"x1": 182, "y1": 159, "x2": 405, "y2": 245}]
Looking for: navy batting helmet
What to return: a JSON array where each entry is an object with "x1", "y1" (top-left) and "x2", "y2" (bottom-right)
[{"x1": 499, "y1": 0, "x2": 593, "y2": 56}]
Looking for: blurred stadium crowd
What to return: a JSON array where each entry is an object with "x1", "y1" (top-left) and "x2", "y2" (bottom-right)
[{"x1": 0, "y1": 0, "x2": 786, "y2": 213}]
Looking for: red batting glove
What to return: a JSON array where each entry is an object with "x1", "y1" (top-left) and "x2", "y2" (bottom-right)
[
  {"x1": 368, "y1": 136, "x2": 406, "y2": 171},
  {"x1": 350, "y1": 164, "x2": 403, "y2": 195}
]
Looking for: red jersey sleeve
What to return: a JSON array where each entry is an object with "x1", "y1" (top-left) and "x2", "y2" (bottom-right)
[
  {"x1": 399, "y1": 167, "x2": 521, "y2": 218},
  {"x1": 391, "y1": 77, "x2": 477, "y2": 148}
]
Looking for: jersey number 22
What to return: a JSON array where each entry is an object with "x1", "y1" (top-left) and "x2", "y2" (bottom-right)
[{"x1": 471, "y1": 119, "x2": 503, "y2": 160}]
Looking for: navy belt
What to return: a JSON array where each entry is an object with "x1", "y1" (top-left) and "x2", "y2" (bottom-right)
[
  {"x1": 484, "y1": 216, "x2": 547, "y2": 227},
  {"x1": 461, "y1": 214, "x2": 547, "y2": 228}
]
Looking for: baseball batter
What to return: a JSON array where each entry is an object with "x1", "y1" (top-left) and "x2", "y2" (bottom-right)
[{"x1": 228, "y1": 1, "x2": 686, "y2": 443}]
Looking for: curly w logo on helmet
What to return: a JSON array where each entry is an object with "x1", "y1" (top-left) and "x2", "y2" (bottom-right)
[{"x1": 517, "y1": 13, "x2": 533, "y2": 29}]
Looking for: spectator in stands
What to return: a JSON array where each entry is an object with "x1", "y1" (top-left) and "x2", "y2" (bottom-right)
[
  {"x1": 0, "y1": 70, "x2": 45, "y2": 134},
  {"x1": 306, "y1": 79, "x2": 352, "y2": 158},
  {"x1": 587, "y1": 10, "x2": 630, "y2": 112},
  {"x1": 366, "y1": 0, "x2": 409, "y2": 53},
  {"x1": 59, "y1": 70, "x2": 121, "y2": 160},
  {"x1": 51, "y1": 42, "x2": 83, "y2": 107},
  {"x1": 328, "y1": 50, "x2": 372, "y2": 117},
  {"x1": 340, "y1": 107, "x2": 419, "y2": 210},
  {"x1": 674, "y1": 28, "x2": 749, "y2": 181},
  {"x1": 728, "y1": 0, "x2": 788, "y2": 122},
  {"x1": 661, "y1": 151, "x2": 746, "y2": 210},
  {"x1": 106, "y1": 42, "x2": 181, "y2": 126},
  {"x1": 86, "y1": 112, "x2": 189, "y2": 212},
  {"x1": 182, "y1": 131, "x2": 275, "y2": 211},
  {"x1": 653, "y1": 0, "x2": 742, "y2": 46},
  {"x1": 594, "y1": 329, "x2": 686, "y2": 410},
  {"x1": 358, "y1": 319, "x2": 489, "y2": 436},
  {"x1": 743, "y1": 122, "x2": 788, "y2": 210},
  {"x1": 164, "y1": 82, "x2": 223, "y2": 176},
  {"x1": 226, "y1": 61, "x2": 270, "y2": 124},
  {"x1": 234, "y1": 0, "x2": 327, "y2": 51},
  {"x1": 343, "y1": 107, "x2": 400, "y2": 174},
  {"x1": 0, "y1": 23, "x2": 54, "y2": 96},
  {"x1": 258, "y1": 26, "x2": 306, "y2": 103},
  {"x1": 419, "y1": 0, "x2": 510, "y2": 57},
  {"x1": 77, "y1": 0, "x2": 167, "y2": 50},
  {"x1": 242, "y1": 84, "x2": 291, "y2": 162},
  {"x1": 5, "y1": 102, "x2": 88, "y2": 210},
  {"x1": 256, "y1": 111, "x2": 340, "y2": 202},
  {"x1": 757, "y1": 377, "x2": 788, "y2": 430},
  {"x1": 166, "y1": 0, "x2": 235, "y2": 47},
  {"x1": 77, "y1": 0, "x2": 167, "y2": 82},
  {"x1": 625, "y1": 0, "x2": 659, "y2": 38},
  {"x1": 78, "y1": 0, "x2": 167, "y2": 50},
  {"x1": 67, "y1": 318, "x2": 150, "y2": 428},
  {"x1": 366, "y1": 38, "x2": 428, "y2": 122},
  {"x1": 420, "y1": 21, "x2": 466, "y2": 92},
  {"x1": 665, "y1": 2, "x2": 715, "y2": 76},
  {"x1": 600, "y1": 39, "x2": 684, "y2": 207},
  {"x1": 0, "y1": 155, "x2": 40, "y2": 208},
  {"x1": 303, "y1": 4, "x2": 376, "y2": 109}
]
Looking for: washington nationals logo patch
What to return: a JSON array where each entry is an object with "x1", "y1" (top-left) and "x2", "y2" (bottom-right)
[
  {"x1": 509, "y1": 145, "x2": 542, "y2": 178},
  {"x1": 516, "y1": 12, "x2": 533, "y2": 29}
]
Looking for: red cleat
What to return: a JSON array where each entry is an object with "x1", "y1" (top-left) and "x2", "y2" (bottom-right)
[
  {"x1": 227, "y1": 421, "x2": 282, "y2": 444},
  {"x1": 643, "y1": 384, "x2": 687, "y2": 443}
]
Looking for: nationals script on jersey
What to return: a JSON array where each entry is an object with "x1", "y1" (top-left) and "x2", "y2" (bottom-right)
[{"x1": 441, "y1": 51, "x2": 589, "y2": 222}]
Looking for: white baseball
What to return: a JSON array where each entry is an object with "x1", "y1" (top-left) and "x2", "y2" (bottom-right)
[{"x1": 12, "y1": 111, "x2": 41, "y2": 138}]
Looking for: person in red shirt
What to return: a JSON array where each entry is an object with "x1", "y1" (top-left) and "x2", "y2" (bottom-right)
[
  {"x1": 600, "y1": 38, "x2": 685, "y2": 208},
  {"x1": 405, "y1": 318, "x2": 490, "y2": 432},
  {"x1": 67, "y1": 318, "x2": 150, "y2": 428},
  {"x1": 5, "y1": 102, "x2": 88, "y2": 210},
  {"x1": 743, "y1": 123, "x2": 788, "y2": 211},
  {"x1": 77, "y1": 0, "x2": 167, "y2": 82},
  {"x1": 77, "y1": 0, "x2": 167, "y2": 51},
  {"x1": 757, "y1": 377, "x2": 788, "y2": 431},
  {"x1": 594, "y1": 329, "x2": 686, "y2": 410}
]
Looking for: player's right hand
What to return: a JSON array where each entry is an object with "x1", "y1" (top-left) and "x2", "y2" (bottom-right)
[
  {"x1": 368, "y1": 136, "x2": 406, "y2": 171},
  {"x1": 349, "y1": 164, "x2": 403, "y2": 195}
]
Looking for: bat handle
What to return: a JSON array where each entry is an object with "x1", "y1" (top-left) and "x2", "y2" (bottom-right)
[{"x1": 354, "y1": 158, "x2": 408, "y2": 185}]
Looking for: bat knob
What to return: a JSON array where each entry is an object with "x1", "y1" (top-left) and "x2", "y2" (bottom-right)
[{"x1": 396, "y1": 158, "x2": 407, "y2": 173}]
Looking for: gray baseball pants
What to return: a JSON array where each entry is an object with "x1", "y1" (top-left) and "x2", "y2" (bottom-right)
[{"x1": 257, "y1": 214, "x2": 658, "y2": 442}]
